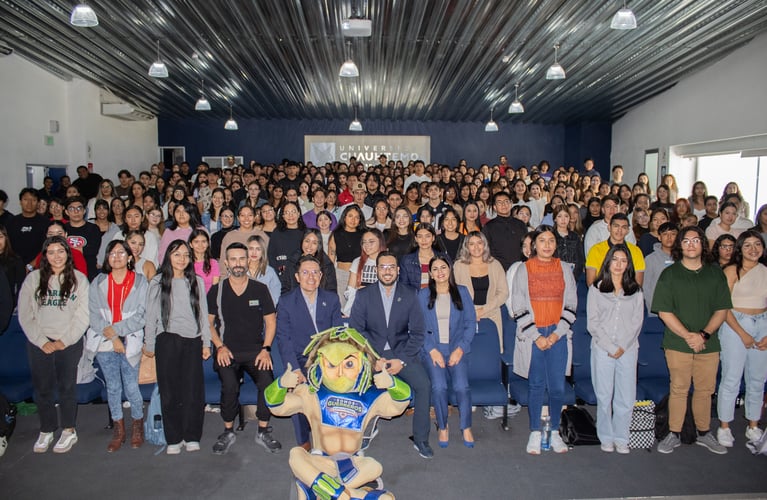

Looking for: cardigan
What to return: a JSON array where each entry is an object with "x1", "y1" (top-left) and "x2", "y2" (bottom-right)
[{"x1": 453, "y1": 258, "x2": 509, "y2": 350}]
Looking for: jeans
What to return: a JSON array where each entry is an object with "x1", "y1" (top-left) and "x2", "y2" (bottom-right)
[
  {"x1": 665, "y1": 350, "x2": 719, "y2": 432},
  {"x1": 423, "y1": 343, "x2": 472, "y2": 431},
  {"x1": 528, "y1": 325, "x2": 568, "y2": 431},
  {"x1": 27, "y1": 338, "x2": 83, "y2": 432},
  {"x1": 96, "y1": 350, "x2": 144, "y2": 421},
  {"x1": 717, "y1": 311, "x2": 767, "y2": 423},
  {"x1": 591, "y1": 342, "x2": 638, "y2": 446},
  {"x1": 384, "y1": 350, "x2": 431, "y2": 442}
]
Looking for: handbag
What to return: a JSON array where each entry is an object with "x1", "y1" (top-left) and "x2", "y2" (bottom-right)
[
  {"x1": 560, "y1": 406, "x2": 600, "y2": 446},
  {"x1": 138, "y1": 354, "x2": 157, "y2": 385},
  {"x1": 629, "y1": 400, "x2": 656, "y2": 449}
]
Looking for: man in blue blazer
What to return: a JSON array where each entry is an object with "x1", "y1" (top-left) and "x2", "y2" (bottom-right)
[
  {"x1": 349, "y1": 251, "x2": 433, "y2": 458},
  {"x1": 277, "y1": 256, "x2": 343, "y2": 448}
]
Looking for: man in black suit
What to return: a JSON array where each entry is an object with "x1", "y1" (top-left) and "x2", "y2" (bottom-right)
[{"x1": 349, "y1": 252, "x2": 433, "y2": 458}]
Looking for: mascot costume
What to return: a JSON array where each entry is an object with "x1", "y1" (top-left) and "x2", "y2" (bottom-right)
[{"x1": 265, "y1": 326, "x2": 411, "y2": 500}]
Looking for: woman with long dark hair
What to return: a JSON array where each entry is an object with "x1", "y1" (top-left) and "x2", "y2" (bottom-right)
[
  {"x1": 283, "y1": 228, "x2": 337, "y2": 294},
  {"x1": 18, "y1": 236, "x2": 89, "y2": 453},
  {"x1": 399, "y1": 223, "x2": 448, "y2": 290},
  {"x1": 88, "y1": 239, "x2": 148, "y2": 452},
  {"x1": 144, "y1": 239, "x2": 211, "y2": 455},
  {"x1": 328, "y1": 204, "x2": 365, "y2": 307},
  {"x1": 268, "y1": 200, "x2": 306, "y2": 292},
  {"x1": 386, "y1": 206, "x2": 416, "y2": 260},
  {"x1": 587, "y1": 244, "x2": 644, "y2": 454},
  {"x1": 438, "y1": 207, "x2": 464, "y2": 262},
  {"x1": 511, "y1": 226, "x2": 577, "y2": 455},
  {"x1": 419, "y1": 256, "x2": 476, "y2": 449},
  {"x1": 158, "y1": 200, "x2": 202, "y2": 264},
  {"x1": 189, "y1": 228, "x2": 220, "y2": 293},
  {"x1": 341, "y1": 228, "x2": 386, "y2": 316}
]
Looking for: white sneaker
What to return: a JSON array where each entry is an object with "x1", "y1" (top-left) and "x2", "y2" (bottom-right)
[
  {"x1": 53, "y1": 429, "x2": 78, "y2": 454},
  {"x1": 745, "y1": 426, "x2": 763, "y2": 442},
  {"x1": 526, "y1": 431, "x2": 541, "y2": 455},
  {"x1": 184, "y1": 441, "x2": 200, "y2": 452},
  {"x1": 717, "y1": 427, "x2": 734, "y2": 447},
  {"x1": 0, "y1": 436, "x2": 6, "y2": 457},
  {"x1": 615, "y1": 442, "x2": 630, "y2": 455},
  {"x1": 600, "y1": 442, "x2": 614, "y2": 453},
  {"x1": 33, "y1": 432, "x2": 54, "y2": 453},
  {"x1": 550, "y1": 430, "x2": 568, "y2": 453},
  {"x1": 166, "y1": 442, "x2": 183, "y2": 455}
]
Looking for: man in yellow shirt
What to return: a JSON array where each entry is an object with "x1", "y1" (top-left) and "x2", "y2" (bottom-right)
[{"x1": 586, "y1": 213, "x2": 645, "y2": 286}]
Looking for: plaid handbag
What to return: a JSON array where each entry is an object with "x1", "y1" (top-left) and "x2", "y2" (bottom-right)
[{"x1": 629, "y1": 400, "x2": 656, "y2": 449}]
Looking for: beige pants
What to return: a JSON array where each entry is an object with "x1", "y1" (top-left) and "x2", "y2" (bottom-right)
[
  {"x1": 665, "y1": 350, "x2": 720, "y2": 433},
  {"x1": 336, "y1": 267, "x2": 350, "y2": 310}
]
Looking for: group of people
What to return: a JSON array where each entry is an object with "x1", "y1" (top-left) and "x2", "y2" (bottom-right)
[{"x1": 0, "y1": 154, "x2": 765, "y2": 461}]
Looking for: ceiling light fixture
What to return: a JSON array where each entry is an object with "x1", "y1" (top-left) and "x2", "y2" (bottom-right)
[
  {"x1": 148, "y1": 40, "x2": 168, "y2": 78},
  {"x1": 339, "y1": 41, "x2": 359, "y2": 78},
  {"x1": 508, "y1": 83, "x2": 525, "y2": 114},
  {"x1": 195, "y1": 79, "x2": 211, "y2": 111},
  {"x1": 545, "y1": 44, "x2": 566, "y2": 80},
  {"x1": 610, "y1": 1, "x2": 637, "y2": 30},
  {"x1": 224, "y1": 103, "x2": 238, "y2": 130},
  {"x1": 349, "y1": 106, "x2": 363, "y2": 132},
  {"x1": 70, "y1": 3, "x2": 98, "y2": 28},
  {"x1": 484, "y1": 108, "x2": 499, "y2": 132}
]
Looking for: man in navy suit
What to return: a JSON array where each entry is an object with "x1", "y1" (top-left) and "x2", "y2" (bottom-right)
[
  {"x1": 349, "y1": 251, "x2": 433, "y2": 458},
  {"x1": 277, "y1": 255, "x2": 343, "y2": 448}
]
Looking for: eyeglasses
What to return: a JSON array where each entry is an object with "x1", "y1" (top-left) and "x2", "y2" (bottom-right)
[
  {"x1": 108, "y1": 251, "x2": 128, "y2": 258},
  {"x1": 67, "y1": 206, "x2": 84, "y2": 212},
  {"x1": 681, "y1": 238, "x2": 702, "y2": 246},
  {"x1": 719, "y1": 244, "x2": 735, "y2": 250},
  {"x1": 495, "y1": 199, "x2": 511, "y2": 206},
  {"x1": 377, "y1": 264, "x2": 397, "y2": 271},
  {"x1": 299, "y1": 270, "x2": 321, "y2": 277},
  {"x1": 283, "y1": 210, "x2": 299, "y2": 216}
]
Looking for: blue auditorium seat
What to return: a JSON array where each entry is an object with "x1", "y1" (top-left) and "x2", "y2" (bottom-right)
[
  {"x1": 636, "y1": 316, "x2": 670, "y2": 403},
  {"x1": 448, "y1": 319, "x2": 506, "y2": 408},
  {"x1": 0, "y1": 316, "x2": 34, "y2": 402},
  {"x1": 572, "y1": 318, "x2": 597, "y2": 405}
]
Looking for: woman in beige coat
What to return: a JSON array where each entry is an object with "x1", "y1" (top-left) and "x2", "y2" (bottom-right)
[{"x1": 453, "y1": 231, "x2": 509, "y2": 351}]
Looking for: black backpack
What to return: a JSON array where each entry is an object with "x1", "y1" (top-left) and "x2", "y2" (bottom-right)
[
  {"x1": 0, "y1": 392, "x2": 17, "y2": 439},
  {"x1": 654, "y1": 393, "x2": 697, "y2": 444}
]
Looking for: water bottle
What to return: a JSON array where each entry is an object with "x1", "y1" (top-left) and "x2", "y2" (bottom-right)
[
  {"x1": 153, "y1": 415, "x2": 162, "y2": 430},
  {"x1": 541, "y1": 415, "x2": 551, "y2": 451}
]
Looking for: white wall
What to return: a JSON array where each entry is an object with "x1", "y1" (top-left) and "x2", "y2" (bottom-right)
[
  {"x1": 0, "y1": 54, "x2": 158, "y2": 212},
  {"x1": 611, "y1": 32, "x2": 767, "y2": 189}
]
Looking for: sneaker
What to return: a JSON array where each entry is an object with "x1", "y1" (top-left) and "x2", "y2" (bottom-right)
[
  {"x1": 717, "y1": 427, "x2": 734, "y2": 447},
  {"x1": 696, "y1": 432, "x2": 727, "y2": 455},
  {"x1": 413, "y1": 440, "x2": 433, "y2": 459},
  {"x1": 184, "y1": 441, "x2": 201, "y2": 452},
  {"x1": 256, "y1": 426, "x2": 282, "y2": 453},
  {"x1": 53, "y1": 430, "x2": 78, "y2": 454},
  {"x1": 615, "y1": 442, "x2": 630, "y2": 455},
  {"x1": 507, "y1": 403, "x2": 522, "y2": 416},
  {"x1": 483, "y1": 406, "x2": 504, "y2": 420},
  {"x1": 166, "y1": 442, "x2": 183, "y2": 455},
  {"x1": 526, "y1": 431, "x2": 541, "y2": 455},
  {"x1": 745, "y1": 426, "x2": 763, "y2": 443},
  {"x1": 600, "y1": 442, "x2": 615, "y2": 453},
  {"x1": 550, "y1": 431, "x2": 568, "y2": 453},
  {"x1": 657, "y1": 432, "x2": 681, "y2": 454},
  {"x1": 0, "y1": 436, "x2": 6, "y2": 457},
  {"x1": 33, "y1": 432, "x2": 54, "y2": 453},
  {"x1": 212, "y1": 431, "x2": 236, "y2": 455}
]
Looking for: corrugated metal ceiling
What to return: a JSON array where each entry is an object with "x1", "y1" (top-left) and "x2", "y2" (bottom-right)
[{"x1": 1, "y1": 0, "x2": 766, "y2": 123}]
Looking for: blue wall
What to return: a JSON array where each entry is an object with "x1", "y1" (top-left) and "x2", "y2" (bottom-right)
[{"x1": 158, "y1": 117, "x2": 611, "y2": 171}]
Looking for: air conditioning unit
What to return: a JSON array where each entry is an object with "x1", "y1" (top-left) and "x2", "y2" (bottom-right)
[
  {"x1": 341, "y1": 18, "x2": 371, "y2": 37},
  {"x1": 101, "y1": 102, "x2": 155, "y2": 121}
]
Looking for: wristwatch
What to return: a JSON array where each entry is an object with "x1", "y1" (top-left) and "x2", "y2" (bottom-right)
[
  {"x1": 262, "y1": 345, "x2": 272, "y2": 352},
  {"x1": 699, "y1": 329, "x2": 711, "y2": 341}
]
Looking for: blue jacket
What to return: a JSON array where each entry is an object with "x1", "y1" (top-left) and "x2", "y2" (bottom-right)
[
  {"x1": 418, "y1": 286, "x2": 476, "y2": 355},
  {"x1": 398, "y1": 250, "x2": 450, "y2": 291},
  {"x1": 276, "y1": 287, "x2": 342, "y2": 372},
  {"x1": 349, "y1": 281, "x2": 425, "y2": 363}
]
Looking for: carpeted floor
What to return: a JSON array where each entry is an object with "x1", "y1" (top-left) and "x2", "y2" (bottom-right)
[{"x1": 1, "y1": 403, "x2": 766, "y2": 499}]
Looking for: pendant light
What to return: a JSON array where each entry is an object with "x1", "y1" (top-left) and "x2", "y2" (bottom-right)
[
  {"x1": 545, "y1": 44, "x2": 566, "y2": 80},
  {"x1": 611, "y1": 1, "x2": 637, "y2": 30},
  {"x1": 70, "y1": 3, "x2": 98, "y2": 27},
  {"x1": 339, "y1": 41, "x2": 359, "y2": 78},
  {"x1": 194, "y1": 79, "x2": 211, "y2": 111},
  {"x1": 224, "y1": 103, "x2": 238, "y2": 130},
  {"x1": 148, "y1": 40, "x2": 168, "y2": 78},
  {"x1": 484, "y1": 108, "x2": 499, "y2": 132},
  {"x1": 349, "y1": 106, "x2": 363, "y2": 131},
  {"x1": 508, "y1": 83, "x2": 525, "y2": 114}
]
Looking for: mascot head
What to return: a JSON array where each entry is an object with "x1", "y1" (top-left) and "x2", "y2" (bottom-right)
[{"x1": 303, "y1": 326, "x2": 379, "y2": 394}]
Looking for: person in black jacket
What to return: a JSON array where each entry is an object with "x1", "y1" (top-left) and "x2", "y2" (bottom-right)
[
  {"x1": 552, "y1": 205, "x2": 585, "y2": 281},
  {"x1": 482, "y1": 191, "x2": 527, "y2": 271}
]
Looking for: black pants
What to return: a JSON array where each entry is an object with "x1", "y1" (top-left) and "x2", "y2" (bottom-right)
[
  {"x1": 216, "y1": 353, "x2": 273, "y2": 424},
  {"x1": 383, "y1": 350, "x2": 432, "y2": 443},
  {"x1": 156, "y1": 333, "x2": 205, "y2": 445},
  {"x1": 27, "y1": 338, "x2": 83, "y2": 432}
]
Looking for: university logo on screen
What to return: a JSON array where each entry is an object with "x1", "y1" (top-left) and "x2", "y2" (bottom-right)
[{"x1": 305, "y1": 135, "x2": 430, "y2": 166}]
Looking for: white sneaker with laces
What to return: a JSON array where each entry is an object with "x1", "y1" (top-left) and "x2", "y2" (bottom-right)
[
  {"x1": 717, "y1": 427, "x2": 734, "y2": 447},
  {"x1": 53, "y1": 429, "x2": 78, "y2": 454},
  {"x1": 745, "y1": 426, "x2": 763, "y2": 442},
  {"x1": 526, "y1": 431, "x2": 541, "y2": 455},
  {"x1": 550, "y1": 430, "x2": 568, "y2": 453},
  {"x1": 166, "y1": 442, "x2": 183, "y2": 455},
  {"x1": 184, "y1": 441, "x2": 201, "y2": 452},
  {"x1": 33, "y1": 432, "x2": 54, "y2": 453},
  {"x1": 600, "y1": 442, "x2": 614, "y2": 453},
  {"x1": 615, "y1": 442, "x2": 630, "y2": 455}
]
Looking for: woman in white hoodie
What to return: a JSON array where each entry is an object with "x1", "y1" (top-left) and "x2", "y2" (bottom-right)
[{"x1": 18, "y1": 236, "x2": 89, "y2": 454}]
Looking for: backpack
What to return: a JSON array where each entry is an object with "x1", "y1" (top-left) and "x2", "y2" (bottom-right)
[
  {"x1": 559, "y1": 406, "x2": 600, "y2": 446},
  {"x1": 654, "y1": 393, "x2": 697, "y2": 444},
  {"x1": 0, "y1": 392, "x2": 17, "y2": 439},
  {"x1": 144, "y1": 385, "x2": 166, "y2": 447},
  {"x1": 746, "y1": 429, "x2": 767, "y2": 456}
]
